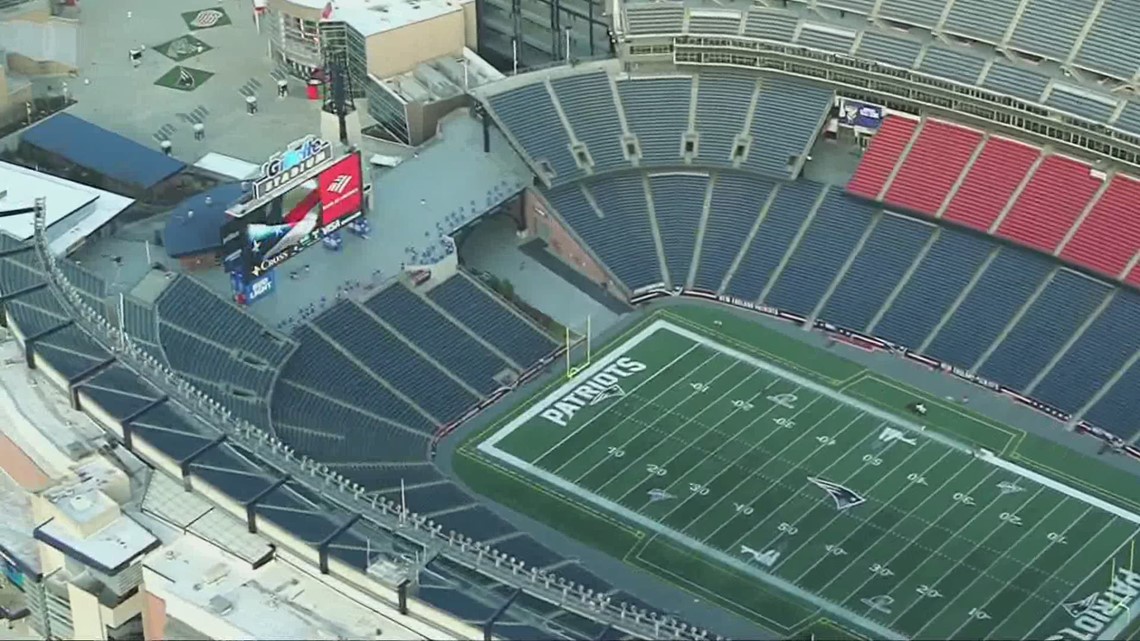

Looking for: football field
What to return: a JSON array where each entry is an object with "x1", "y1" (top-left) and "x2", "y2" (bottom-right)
[{"x1": 473, "y1": 314, "x2": 1140, "y2": 640}]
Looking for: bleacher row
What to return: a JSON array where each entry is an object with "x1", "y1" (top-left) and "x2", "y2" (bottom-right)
[
  {"x1": 485, "y1": 69, "x2": 834, "y2": 185},
  {"x1": 0, "y1": 242, "x2": 656, "y2": 639},
  {"x1": 541, "y1": 170, "x2": 1140, "y2": 438},
  {"x1": 848, "y1": 115, "x2": 1140, "y2": 285},
  {"x1": 621, "y1": 1, "x2": 1140, "y2": 137}
]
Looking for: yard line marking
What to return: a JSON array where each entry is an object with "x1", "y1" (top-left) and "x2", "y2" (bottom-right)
[
  {"x1": 545, "y1": 347, "x2": 717, "y2": 473},
  {"x1": 690, "y1": 399, "x2": 839, "y2": 543},
  {"x1": 826, "y1": 465, "x2": 999, "y2": 606},
  {"x1": 580, "y1": 356, "x2": 742, "y2": 487},
  {"x1": 531, "y1": 341, "x2": 706, "y2": 466},
  {"x1": 624, "y1": 375, "x2": 784, "y2": 511},
  {"x1": 901, "y1": 485, "x2": 1050, "y2": 634},
  {"x1": 656, "y1": 383, "x2": 809, "y2": 533},
  {"x1": 727, "y1": 420, "x2": 887, "y2": 554},
  {"x1": 779, "y1": 440, "x2": 936, "y2": 577},
  {"x1": 1006, "y1": 519, "x2": 1140, "y2": 641},
  {"x1": 857, "y1": 467, "x2": 1012, "y2": 620},
  {"x1": 940, "y1": 497, "x2": 1078, "y2": 640},
  {"x1": 789, "y1": 447, "x2": 957, "y2": 584},
  {"x1": 599, "y1": 365, "x2": 763, "y2": 497}
]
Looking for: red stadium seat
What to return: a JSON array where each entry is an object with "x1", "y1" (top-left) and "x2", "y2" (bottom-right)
[
  {"x1": 942, "y1": 136, "x2": 1040, "y2": 232},
  {"x1": 884, "y1": 119, "x2": 984, "y2": 217},
  {"x1": 847, "y1": 116, "x2": 917, "y2": 200},
  {"x1": 996, "y1": 155, "x2": 1102, "y2": 254},
  {"x1": 1062, "y1": 175, "x2": 1140, "y2": 279}
]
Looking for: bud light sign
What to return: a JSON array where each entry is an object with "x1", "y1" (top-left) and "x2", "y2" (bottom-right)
[
  {"x1": 838, "y1": 99, "x2": 885, "y2": 130},
  {"x1": 232, "y1": 269, "x2": 276, "y2": 305}
]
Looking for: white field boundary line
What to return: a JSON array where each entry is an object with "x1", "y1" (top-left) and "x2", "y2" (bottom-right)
[
  {"x1": 479, "y1": 319, "x2": 907, "y2": 640},
  {"x1": 477, "y1": 319, "x2": 1140, "y2": 639}
]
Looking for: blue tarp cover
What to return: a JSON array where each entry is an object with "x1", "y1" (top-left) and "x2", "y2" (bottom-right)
[
  {"x1": 22, "y1": 113, "x2": 186, "y2": 189},
  {"x1": 163, "y1": 182, "x2": 246, "y2": 258}
]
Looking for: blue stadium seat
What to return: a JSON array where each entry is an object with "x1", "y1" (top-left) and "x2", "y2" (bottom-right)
[
  {"x1": 428, "y1": 275, "x2": 557, "y2": 368},
  {"x1": 924, "y1": 248, "x2": 1054, "y2": 369},
  {"x1": 978, "y1": 270, "x2": 1111, "y2": 391},
  {"x1": 1033, "y1": 290, "x2": 1140, "y2": 415},
  {"x1": 366, "y1": 284, "x2": 513, "y2": 392},
  {"x1": 820, "y1": 214, "x2": 933, "y2": 332},
  {"x1": 550, "y1": 73, "x2": 628, "y2": 173},
  {"x1": 742, "y1": 77, "x2": 832, "y2": 179},
  {"x1": 278, "y1": 325, "x2": 435, "y2": 433},
  {"x1": 693, "y1": 173, "x2": 777, "y2": 292},
  {"x1": 694, "y1": 72, "x2": 756, "y2": 166},
  {"x1": 157, "y1": 277, "x2": 293, "y2": 365},
  {"x1": 159, "y1": 322, "x2": 274, "y2": 394},
  {"x1": 120, "y1": 295, "x2": 161, "y2": 347},
  {"x1": 314, "y1": 302, "x2": 479, "y2": 423},
  {"x1": 585, "y1": 174, "x2": 662, "y2": 289},
  {"x1": 725, "y1": 181, "x2": 823, "y2": 301},
  {"x1": 77, "y1": 365, "x2": 162, "y2": 420},
  {"x1": 764, "y1": 192, "x2": 874, "y2": 316},
  {"x1": 649, "y1": 173, "x2": 708, "y2": 287},
  {"x1": 489, "y1": 84, "x2": 581, "y2": 184},
  {"x1": 616, "y1": 77, "x2": 691, "y2": 166},
  {"x1": 379, "y1": 481, "x2": 473, "y2": 515},
  {"x1": 1084, "y1": 358, "x2": 1140, "y2": 439},
  {"x1": 272, "y1": 389, "x2": 429, "y2": 466},
  {"x1": 872, "y1": 228, "x2": 992, "y2": 348},
  {"x1": 431, "y1": 505, "x2": 517, "y2": 543}
]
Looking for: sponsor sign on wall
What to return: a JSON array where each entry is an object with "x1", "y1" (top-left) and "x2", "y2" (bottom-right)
[
  {"x1": 838, "y1": 99, "x2": 885, "y2": 130},
  {"x1": 317, "y1": 152, "x2": 364, "y2": 225}
]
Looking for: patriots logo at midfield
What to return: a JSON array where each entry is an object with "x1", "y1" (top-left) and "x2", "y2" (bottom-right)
[
  {"x1": 808, "y1": 477, "x2": 867, "y2": 511},
  {"x1": 1061, "y1": 593, "x2": 1098, "y2": 618}
]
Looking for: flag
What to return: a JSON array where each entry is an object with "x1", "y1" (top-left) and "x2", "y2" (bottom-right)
[{"x1": 320, "y1": 1, "x2": 333, "y2": 19}]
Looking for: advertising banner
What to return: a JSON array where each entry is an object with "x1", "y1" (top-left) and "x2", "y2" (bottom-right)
[
  {"x1": 318, "y1": 152, "x2": 364, "y2": 225},
  {"x1": 838, "y1": 99, "x2": 885, "y2": 130}
]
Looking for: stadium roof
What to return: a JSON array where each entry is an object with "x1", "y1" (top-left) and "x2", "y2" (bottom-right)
[
  {"x1": 163, "y1": 182, "x2": 248, "y2": 258},
  {"x1": 382, "y1": 50, "x2": 503, "y2": 103},
  {"x1": 21, "y1": 113, "x2": 186, "y2": 190},
  {"x1": 0, "y1": 161, "x2": 134, "y2": 254},
  {"x1": 193, "y1": 152, "x2": 261, "y2": 181},
  {"x1": 323, "y1": 0, "x2": 472, "y2": 37}
]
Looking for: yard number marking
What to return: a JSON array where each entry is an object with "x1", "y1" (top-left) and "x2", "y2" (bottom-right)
[
  {"x1": 952, "y1": 492, "x2": 976, "y2": 506},
  {"x1": 869, "y1": 563, "x2": 894, "y2": 577},
  {"x1": 916, "y1": 584, "x2": 944, "y2": 599},
  {"x1": 777, "y1": 522, "x2": 799, "y2": 536}
]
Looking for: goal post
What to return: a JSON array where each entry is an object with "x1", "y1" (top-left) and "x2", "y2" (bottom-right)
[{"x1": 564, "y1": 315, "x2": 592, "y2": 379}]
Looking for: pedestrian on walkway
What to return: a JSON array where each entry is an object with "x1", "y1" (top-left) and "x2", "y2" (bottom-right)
[
  {"x1": 193, "y1": 122, "x2": 205, "y2": 140},
  {"x1": 246, "y1": 94, "x2": 258, "y2": 115},
  {"x1": 129, "y1": 48, "x2": 142, "y2": 68},
  {"x1": 277, "y1": 78, "x2": 288, "y2": 98},
  {"x1": 160, "y1": 139, "x2": 172, "y2": 156}
]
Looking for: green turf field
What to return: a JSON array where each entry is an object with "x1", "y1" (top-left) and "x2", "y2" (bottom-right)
[{"x1": 458, "y1": 307, "x2": 1140, "y2": 640}]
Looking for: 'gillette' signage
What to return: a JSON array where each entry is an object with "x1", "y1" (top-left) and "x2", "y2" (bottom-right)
[{"x1": 252, "y1": 136, "x2": 334, "y2": 200}]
